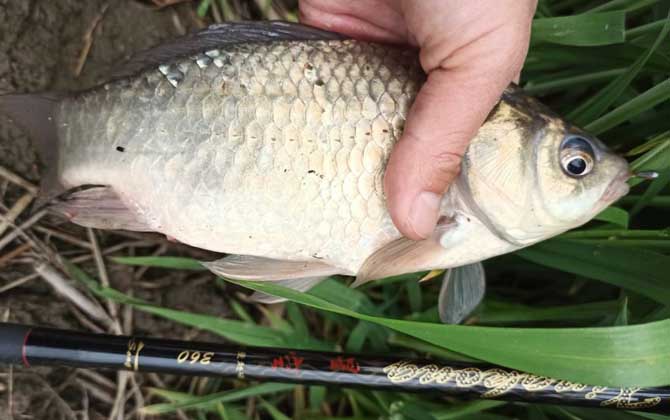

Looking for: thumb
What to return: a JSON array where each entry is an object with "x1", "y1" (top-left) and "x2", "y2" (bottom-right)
[{"x1": 383, "y1": 68, "x2": 513, "y2": 240}]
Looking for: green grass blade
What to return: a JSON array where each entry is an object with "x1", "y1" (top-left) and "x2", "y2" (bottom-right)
[
  {"x1": 309, "y1": 386, "x2": 326, "y2": 412},
  {"x1": 67, "y1": 262, "x2": 330, "y2": 349},
  {"x1": 627, "y1": 19, "x2": 669, "y2": 38},
  {"x1": 586, "y1": 78, "x2": 670, "y2": 134},
  {"x1": 229, "y1": 299, "x2": 254, "y2": 324},
  {"x1": 397, "y1": 401, "x2": 438, "y2": 420},
  {"x1": 346, "y1": 321, "x2": 373, "y2": 352},
  {"x1": 226, "y1": 278, "x2": 670, "y2": 387},
  {"x1": 111, "y1": 256, "x2": 206, "y2": 270},
  {"x1": 585, "y1": 0, "x2": 660, "y2": 14},
  {"x1": 142, "y1": 383, "x2": 295, "y2": 415},
  {"x1": 531, "y1": 12, "x2": 625, "y2": 46},
  {"x1": 536, "y1": 0, "x2": 554, "y2": 18},
  {"x1": 431, "y1": 401, "x2": 506, "y2": 420},
  {"x1": 196, "y1": 0, "x2": 213, "y2": 17},
  {"x1": 286, "y1": 302, "x2": 309, "y2": 339},
  {"x1": 344, "y1": 390, "x2": 385, "y2": 416},
  {"x1": 618, "y1": 195, "x2": 670, "y2": 208},
  {"x1": 387, "y1": 334, "x2": 477, "y2": 362},
  {"x1": 516, "y1": 239, "x2": 670, "y2": 304},
  {"x1": 406, "y1": 281, "x2": 423, "y2": 313},
  {"x1": 216, "y1": 403, "x2": 248, "y2": 420},
  {"x1": 523, "y1": 68, "x2": 625, "y2": 95},
  {"x1": 524, "y1": 43, "x2": 670, "y2": 73},
  {"x1": 259, "y1": 398, "x2": 293, "y2": 420},
  {"x1": 476, "y1": 300, "x2": 619, "y2": 324},
  {"x1": 559, "y1": 229, "x2": 670, "y2": 250},
  {"x1": 634, "y1": 412, "x2": 670, "y2": 420},
  {"x1": 594, "y1": 207, "x2": 629, "y2": 228},
  {"x1": 626, "y1": 131, "x2": 670, "y2": 156},
  {"x1": 148, "y1": 388, "x2": 194, "y2": 404},
  {"x1": 567, "y1": 11, "x2": 670, "y2": 126},
  {"x1": 310, "y1": 278, "x2": 379, "y2": 314},
  {"x1": 630, "y1": 136, "x2": 670, "y2": 187},
  {"x1": 614, "y1": 296, "x2": 629, "y2": 326}
]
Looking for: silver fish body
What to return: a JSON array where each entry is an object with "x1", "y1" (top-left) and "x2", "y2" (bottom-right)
[
  {"x1": 58, "y1": 39, "x2": 423, "y2": 274},
  {"x1": 2, "y1": 22, "x2": 630, "y2": 284}
]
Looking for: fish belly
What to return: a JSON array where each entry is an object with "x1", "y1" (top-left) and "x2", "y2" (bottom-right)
[{"x1": 56, "y1": 39, "x2": 424, "y2": 272}]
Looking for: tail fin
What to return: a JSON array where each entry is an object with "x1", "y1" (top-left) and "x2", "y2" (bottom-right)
[{"x1": 0, "y1": 93, "x2": 65, "y2": 206}]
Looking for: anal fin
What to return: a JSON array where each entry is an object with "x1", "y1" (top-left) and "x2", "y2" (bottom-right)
[
  {"x1": 203, "y1": 255, "x2": 339, "y2": 304},
  {"x1": 50, "y1": 186, "x2": 153, "y2": 232}
]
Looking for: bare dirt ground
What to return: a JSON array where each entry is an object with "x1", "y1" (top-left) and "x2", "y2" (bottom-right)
[{"x1": 0, "y1": 1, "x2": 238, "y2": 418}]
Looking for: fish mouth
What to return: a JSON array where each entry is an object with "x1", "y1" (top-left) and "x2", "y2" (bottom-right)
[{"x1": 599, "y1": 168, "x2": 631, "y2": 205}]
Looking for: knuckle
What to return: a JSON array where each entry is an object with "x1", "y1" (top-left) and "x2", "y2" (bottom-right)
[
  {"x1": 297, "y1": 1, "x2": 327, "y2": 25},
  {"x1": 431, "y1": 149, "x2": 463, "y2": 171},
  {"x1": 298, "y1": 5, "x2": 317, "y2": 23},
  {"x1": 400, "y1": 130, "x2": 468, "y2": 191},
  {"x1": 425, "y1": 149, "x2": 463, "y2": 186}
]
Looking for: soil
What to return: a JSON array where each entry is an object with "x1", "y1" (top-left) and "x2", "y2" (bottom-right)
[{"x1": 0, "y1": 2, "x2": 235, "y2": 418}]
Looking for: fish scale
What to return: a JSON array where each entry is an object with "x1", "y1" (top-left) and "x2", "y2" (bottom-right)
[{"x1": 56, "y1": 39, "x2": 423, "y2": 272}]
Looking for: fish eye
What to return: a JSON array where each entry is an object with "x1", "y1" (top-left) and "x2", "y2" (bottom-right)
[{"x1": 560, "y1": 135, "x2": 595, "y2": 178}]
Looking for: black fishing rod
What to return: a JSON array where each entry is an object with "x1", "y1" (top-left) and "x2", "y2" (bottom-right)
[{"x1": 0, "y1": 322, "x2": 667, "y2": 413}]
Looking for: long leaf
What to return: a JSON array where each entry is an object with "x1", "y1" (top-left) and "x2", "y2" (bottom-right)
[
  {"x1": 585, "y1": 0, "x2": 660, "y2": 14},
  {"x1": 226, "y1": 278, "x2": 670, "y2": 387},
  {"x1": 67, "y1": 262, "x2": 331, "y2": 350},
  {"x1": 111, "y1": 256, "x2": 206, "y2": 271},
  {"x1": 532, "y1": 12, "x2": 625, "y2": 46},
  {"x1": 476, "y1": 300, "x2": 619, "y2": 324},
  {"x1": 630, "y1": 136, "x2": 670, "y2": 187},
  {"x1": 431, "y1": 401, "x2": 506, "y2": 420},
  {"x1": 516, "y1": 239, "x2": 670, "y2": 304},
  {"x1": 594, "y1": 207, "x2": 629, "y2": 228},
  {"x1": 142, "y1": 383, "x2": 295, "y2": 415},
  {"x1": 567, "y1": 10, "x2": 670, "y2": 125},
  {"x1": 586, "y1": 78, "x2": 670, "y2": 134}
]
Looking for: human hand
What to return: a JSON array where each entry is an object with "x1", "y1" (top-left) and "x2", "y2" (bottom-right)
[{"x1": 300, "y1": 0, "x2": 537, "y2": 239}]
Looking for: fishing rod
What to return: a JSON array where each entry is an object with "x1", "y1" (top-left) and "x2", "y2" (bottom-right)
[{"x1": 0, "y1": 322, "x2": 667, "y2": 413}]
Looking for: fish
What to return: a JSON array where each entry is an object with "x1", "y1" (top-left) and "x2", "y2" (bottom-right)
[{"x1": 0, "y1": 21, "x2": 631, "y2": 320}]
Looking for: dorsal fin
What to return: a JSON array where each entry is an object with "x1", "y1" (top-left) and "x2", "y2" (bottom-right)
[{"x1": 112, "y1": 21, "x2": 346, "y2": 80}]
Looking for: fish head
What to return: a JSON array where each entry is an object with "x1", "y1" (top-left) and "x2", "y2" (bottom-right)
[
  {"x1": 532, "y1": 127, "x2": 630, "y2": 232},
  {"x1": 460, "y1": 90, "x2": 630, "y2": 246}
]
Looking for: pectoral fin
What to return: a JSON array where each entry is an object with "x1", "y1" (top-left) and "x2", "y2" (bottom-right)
[
  {"x1": 202, "y1": 255, "x2": 340, "y2": 281},
  {"x1": 438, "y1": 262, "x2": 486, "y2": 324},
  {"x1": 250, "y1": 277, "x2": 328, "y2": 304},
  {"x1": 353, "y1": 217, "x2": 459, "y2": 287}
]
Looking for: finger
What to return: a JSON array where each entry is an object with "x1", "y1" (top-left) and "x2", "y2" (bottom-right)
[
  {"x1": 299, "y1": 0, "x2": 407, "y2": 43},
  {"x1": 384, "y1": 68, "x2": 513, "y2": 240}
]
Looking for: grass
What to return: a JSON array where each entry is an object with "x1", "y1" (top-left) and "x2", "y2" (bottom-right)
[{"x1": 53, "y1": 0, "x2": 670, "y2": 418}]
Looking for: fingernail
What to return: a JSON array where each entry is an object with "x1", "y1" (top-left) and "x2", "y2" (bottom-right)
[{"x1": 408, "y1": 191, "x2": 441, "y2": 239}]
